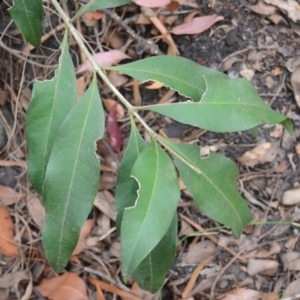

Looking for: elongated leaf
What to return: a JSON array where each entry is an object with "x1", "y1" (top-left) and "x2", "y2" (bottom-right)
[
  {"x1": 108, "y1": 56, "x2": 291, "y2": 133},
  {"x1": 160, "y1": 137, "x2": 251, "y2": 237},
  {"x1": 115, "y1": 119, "x2": 147, "y2": 233},
  {"x1": 26, "y1": 32, "x2": 76, "y2": 195},
  {"x1": 72, "y1": 0, "x2": 130, "y2": 21},
  {"x1": 42, "y1": 75, "x2": 104, "y2": 272},
  {"x1": 107, "y1": 56, "x2": 227, "y2": 102},
  {"x1": 121, "y1": 141, "x2": 180, "y2": 281},
  {"x1": 9, "y1": 0, "x2": 43, "y2": 47},
  {"x1": 132, "y1": 213, "x2": 177, "y2": 293},
  {"x1": 143, "y1": 75, "x2": 289, "y2": 132}
]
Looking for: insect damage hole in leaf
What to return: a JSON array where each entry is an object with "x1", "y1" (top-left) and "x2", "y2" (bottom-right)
[
  {"x1": 115, "y1": 118, "x2": 147, "y2": 233},
  {"x1": 120, "y1": 140, "x2": 180, "y2": 281}
]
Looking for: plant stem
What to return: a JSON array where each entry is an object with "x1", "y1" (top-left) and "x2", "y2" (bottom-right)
[{"x1": 51, "y1": 0, "x2": 158, "y2": 137}]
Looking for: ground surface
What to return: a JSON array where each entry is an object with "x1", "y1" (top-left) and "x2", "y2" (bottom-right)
[{"x1": 0, "y1": 0, "x2": 300, "y2": 299}]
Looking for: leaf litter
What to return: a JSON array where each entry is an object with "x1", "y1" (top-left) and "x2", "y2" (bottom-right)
[{"x1": 2, "y1": 0, "x2": 300, "y2": 298}]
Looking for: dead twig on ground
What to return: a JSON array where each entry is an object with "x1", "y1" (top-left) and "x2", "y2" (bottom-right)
[{"x1": 101, "y1": 8, "x2": 162, "y2": 55}]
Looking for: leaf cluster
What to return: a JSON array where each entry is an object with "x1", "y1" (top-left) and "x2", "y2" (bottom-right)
[{"x1": 9, "y1": 0, "x2": 292, "y2": 293}]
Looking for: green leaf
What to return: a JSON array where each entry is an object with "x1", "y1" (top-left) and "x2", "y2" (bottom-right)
[
  {"x1": 132, "y1": 214, "x2": 177, "y2": 293},
  {"x1": 108, "y1": 56, "x2": 290, "y2": 133},
  {"x1": 107, "y1": 56, "x2": 226, "y2": 102},
  {"x1": 9, "y1": 0, "x2": 43, "y2": 47},
  {"x1": 143, "y1": 75, "x2": 289, "y2": 132},
  {"x1": 71, "y1": 0, "x2": 130, "y2": 21},
  {"x1": 115, "y1": 118, "x2": 147, "y2": 233},
  {"x1": 121, "y1": 141, "x2": 180, "y2": 281},
  {"x1": 160, "y1": 138, "x2": 251, "y2": 237},
  {"x1": 281, "y1": 118, "x2": 294, "y2": 137},
  {"x1": 42, "y1": 74, "x2": 104, "y2": 272},
  {"x1": 26, "y1": 31, "x2": 76, "y2": 195}
]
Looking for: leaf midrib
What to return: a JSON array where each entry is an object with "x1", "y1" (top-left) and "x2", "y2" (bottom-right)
[
  {"x1": 173, "y1": 146, "x2": 243, "y2": 231},
  {"x1": 56, "y1": 84, "x2": 96, "y2": 266},
  {"x1": 125, "y1": 142, "x2": 159, "y2": 275},
  {"x1": 111, "y1": 66, "x2": 205, "y2": 96},
  {"x1": 21, "y1": 0, "x2": 38, "y2": 45}
]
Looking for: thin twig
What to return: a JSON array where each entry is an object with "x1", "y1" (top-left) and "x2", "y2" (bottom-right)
[
  {"x1": 84, "y1": 267, "x2": 131, "y2": 292},
  {"x1": 0, "y1": 40, "x2": 58, "y2": 68},
  {"x1": 101, "y1": 8, "x2": 162, "y2": 55}
]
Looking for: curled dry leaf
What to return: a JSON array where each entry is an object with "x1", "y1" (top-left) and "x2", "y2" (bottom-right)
[
  {"x1": 103, "y1": 99, "x2": 125, "y2": 119},
  {"x1": 77, "y1": 50, "x2": 129, "y2": 73},
  {"x1": 0, "y1": 206, "x2": 19, "y2": 256},
  {"x1": 107, "y1": 102, "x2": 122, "y2": 153},
  {"x1": 133, "y1": 0, "x2": 170, "y2": 8},
  {"x1": 72, "y1": 219, "x2": 94, "y2": 256},
  {"x1": 171, "y1": 14, "x2": 224, "y2": 35},
  {"x1": 36, "y1": 272, "x2": 88, "y2": 300},
  {"x1": 0, "y1": 184, "x2": 22, "y2": 206}
]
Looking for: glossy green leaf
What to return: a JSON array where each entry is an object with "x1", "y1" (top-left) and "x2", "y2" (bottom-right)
[
  {"x1": 142, "y1": 75, "x2": 289, "y2": 132},
  {"x1": 132, "y1": 214, "x2": 177, "y2": 293},
  {"x1": 26, "y1": 31, "x2": 76, "y2": 195},
  {"x1": 71, "y1": 0, "x2": 130, "y2": 21},
  {"x1": 9, "y1": 0, "x2": 43, "y2": 47},
  {"x1": 115, "y1": 118, "x2": 147, "y2": 233},
  {"x1": 42, "y1": 75, "x2": 104, "y2": 272},
  {"x1": 160, "y1": 137, "x2": 251, "y2": 237},
  {"x1": 121, "y1": 141, "x2": 180, "y2": 281},
  {"x1": 107, "y1": 56, "x2": 226, "y2": 102}
]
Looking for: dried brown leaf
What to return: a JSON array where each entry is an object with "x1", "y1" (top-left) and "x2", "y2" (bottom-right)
[
  {"x1": 27, "y1": 196, "x2": 44, "y2": 229},
  {"x1": 220, "y1": 288, "x2": 262, "y2": 300},
  {"x1": 248, "y1": 1, "x2": 277, "y2": 16},
  {"x1": 184, "y1": 241, "x2": 216, "y2": 264},
  {"x1": 94, "y1": 192, "x2": 116, "y2": 221},
  {"x1": 77, "y1": 50, "x2": 129, "y2": 73},
  {"x1": 264, "y1": 0, "x2": 300, "y2": 22},
  {"x1": 133, "y1": 0, "x2": 170, "y2": 8},
  {"x1": 0, "y1": 184, "x2": 22, "y2": 206},
  {"x1": 0, "y1": 206, "x2": 19, "y2": 256},
  {"x1": 103, "y1": 99, "x2": 124, "y2": 119},
  {"x1": 237, "y1": 142, "x2": 279, "y2": 167},
  {"x1": 171, "y1": 14, "x2": 224, "y2": 35},
  {"x1": 282, "y1": 277, "x2": 300, "y2": 298},
  {"x1": 247, "y1": 259, "x2": 278, "y2": 276},
  {"x1": 36, "y1": 272, "x2": 88, "y2": 300},
  {"x1": 72, "y1": 219, "x2": 94, "y2": 256},
  {"x1": 76, "y1": 76, "x2": 86, "y2": 100}
]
